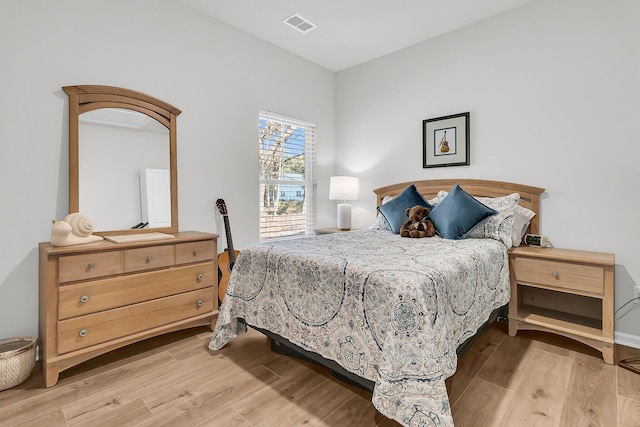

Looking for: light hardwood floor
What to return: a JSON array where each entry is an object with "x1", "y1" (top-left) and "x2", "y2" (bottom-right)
[{"x1": 1, "y1": 321, "x2": 639, "y2": 426}]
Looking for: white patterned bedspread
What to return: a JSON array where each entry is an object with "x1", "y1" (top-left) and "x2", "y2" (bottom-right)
[{"x1": 209, "y1": 230, "x2": 510, "y2": 426}]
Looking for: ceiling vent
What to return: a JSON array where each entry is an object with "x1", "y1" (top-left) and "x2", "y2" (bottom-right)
[{"x1": 282, "y1": 13, "x2": 317, "y2": 33}]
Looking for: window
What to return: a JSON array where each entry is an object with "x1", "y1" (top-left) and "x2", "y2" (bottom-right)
[{"x1": 259, "y1": 111, "x2": 316, "y2": 241}]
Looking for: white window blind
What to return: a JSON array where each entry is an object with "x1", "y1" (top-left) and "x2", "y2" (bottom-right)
[{"x1": 258, "y1": 111, "x2": 316, "y2": 241}]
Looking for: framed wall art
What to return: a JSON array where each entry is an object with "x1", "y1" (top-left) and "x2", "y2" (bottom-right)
[{"x1": 422, "y1": 112, "x2": 470, "y2": 168}]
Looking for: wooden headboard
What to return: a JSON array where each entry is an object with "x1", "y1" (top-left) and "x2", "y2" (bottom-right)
[{"x1": 374, "y1": 179, "x2": 545, "y2": 235}]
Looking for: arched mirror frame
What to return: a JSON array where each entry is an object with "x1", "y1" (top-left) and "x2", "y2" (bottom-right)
[{"x1": 63, "y1": 85, "x2": 181, "y2": 235}]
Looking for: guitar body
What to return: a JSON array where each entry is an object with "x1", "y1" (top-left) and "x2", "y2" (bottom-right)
[
  {"x1": 439, "y1": 130, "x2": 450, "y2": 153},
  {"x1": 215, "y1": 199, "x2": 238, "y2": 303},
  {"x1": 218, "y1": 248, "x2": 240, "y2": 301}
]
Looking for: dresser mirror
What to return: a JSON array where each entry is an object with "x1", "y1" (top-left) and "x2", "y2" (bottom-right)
[{"x1": 63, "y1": 85, "x2": 181, "y2": 235}]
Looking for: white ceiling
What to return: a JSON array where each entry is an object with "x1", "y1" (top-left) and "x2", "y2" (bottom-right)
[{"x1": 179, "y1": 0, "x2": 535, "y2": 71}]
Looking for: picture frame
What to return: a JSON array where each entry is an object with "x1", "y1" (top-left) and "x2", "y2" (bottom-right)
[{"x1": 422, "y1": 112, "x2": 470, "y2": 168}]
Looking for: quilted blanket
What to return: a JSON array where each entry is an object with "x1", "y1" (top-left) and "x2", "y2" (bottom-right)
[{"x1": 209, "y1": 230, "x2": 510, "y2": 426}]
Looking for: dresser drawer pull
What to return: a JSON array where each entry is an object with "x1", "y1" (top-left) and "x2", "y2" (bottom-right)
[
  {"x1": 146, "y1": 255, "x2": 153, "y2": 263},
  {"x1": 197, "y1": 273, "x2": 204, "y2": 281},
  {"x1": 552, "y1": 271, "x2": 559, "y2": 279},
  {"x1": 79, "y1": 329, "x2": 88, "y2": 337},
  {"x1": 79, "y1": 295, "x2": 89, "y2": 303},
  {"x1": 196, "y1": 299, "x2": 203, "y2": 308},
  {"x1": 193, "y1": 249, "x2": 199, "y2": 256},
  {"x1": 87, "y1": 263, "x2": 95, "y2": 270}
]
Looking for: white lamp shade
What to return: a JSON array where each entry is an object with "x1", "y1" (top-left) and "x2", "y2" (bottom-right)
[{"x1": 329, "y1": 176, "x2": 359, "y2": 201}]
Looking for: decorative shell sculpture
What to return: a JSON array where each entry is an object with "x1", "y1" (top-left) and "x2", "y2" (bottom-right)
[{"x1": 50, "y1": 213, "x2": 104, "y2": 247}]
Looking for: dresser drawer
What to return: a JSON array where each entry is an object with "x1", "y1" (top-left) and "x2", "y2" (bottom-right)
[
  {"x1": 513, "y1": 257, "x2": 604, "y2": 295},
  {"x1": 57, "y1": 288, "x2": 214, "y2": 354},
  {"x1": 176, "y1": 241, "x2": 214, "y2": 265},
  {"x1": 124, "y1": 245, "x2": 174, "y2": 272},
  {"x1": 58, "y1": 263, "x2": 216, "y2": 319},
  {"x1": 59, "y1": 251, "x2": 122, "y2": 283}
]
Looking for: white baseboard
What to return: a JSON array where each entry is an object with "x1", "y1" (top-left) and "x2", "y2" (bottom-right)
[{"x1": 615, "y1": 331, "x2": 640, "y2": 349}]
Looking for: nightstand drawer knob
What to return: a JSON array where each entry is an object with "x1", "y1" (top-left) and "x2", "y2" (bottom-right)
[
  {"x1": 552, "y1": 271, "x2": 559, "y2": 279},
  {"x1": 87, "y1": 263, "x2": 95, "y2": 270},
  {"x1": 196, "y1": 299, "x2": 203, "y2": 308},
  {"x1": 79, "y1": 329, "x2": 88, "y2": 337},
  {"x1": 193, "y1": 249, "x2": 199, "y2": 256},
  {"x1": 80, "y1": 295, "x2": 89, "y2": 303},
  {"x1": 146, "y1": 255, "x2": 153, "y2": 262},
  {"x1": 197, "y1": 273, "x2": 203, "y2": 281}
]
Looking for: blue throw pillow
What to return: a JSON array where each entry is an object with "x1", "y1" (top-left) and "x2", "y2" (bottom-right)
[
  {"x1": 428, "y1": 184, "x2": 497, "y2": 239},
  {"x1": 377, "y1": 185, "x2": 431, "y2": 234}
]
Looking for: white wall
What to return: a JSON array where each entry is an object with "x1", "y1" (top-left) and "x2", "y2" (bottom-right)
[
  {"x1": 3, "y1": 0, "x2": 637, "y2": 345},
  {"x1": 0, "y1": 0, "x2": 335, "y2": 339},
  {"x1": 336, "y1": 0, "x2": 640, "y2": 340}
]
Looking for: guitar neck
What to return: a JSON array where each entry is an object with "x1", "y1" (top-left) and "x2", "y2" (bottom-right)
[{"x1": 222, "y1": 215, "x2": 236, "y2": 263}]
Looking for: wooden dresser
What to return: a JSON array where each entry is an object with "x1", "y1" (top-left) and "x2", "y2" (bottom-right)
[{"x1": 39, "y1": 231, "x2": 218, "y2": 387}]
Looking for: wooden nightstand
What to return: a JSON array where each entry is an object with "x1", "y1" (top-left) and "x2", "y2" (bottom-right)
[{"x1": 508, "y1": 246, "x2": 615, "y2": 364}]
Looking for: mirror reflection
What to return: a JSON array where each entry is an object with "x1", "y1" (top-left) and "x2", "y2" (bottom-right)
[{"x1": 78, "y1": 108, "x2": 170, "y2": 231}]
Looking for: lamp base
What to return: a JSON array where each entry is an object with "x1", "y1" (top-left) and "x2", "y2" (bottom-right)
[{"x1": 336, "y1": 204, "x2": 351, "y2": 230}]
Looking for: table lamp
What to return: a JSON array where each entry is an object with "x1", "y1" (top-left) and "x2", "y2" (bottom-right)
[{"x1": 329, "y1": 176, "x2": 359, "y2": 230}]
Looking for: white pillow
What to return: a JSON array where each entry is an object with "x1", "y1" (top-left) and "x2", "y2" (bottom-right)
[
  {"x1": 511, "y1": 205, "x2": 536, "y2": 247},
  {"x1": 369, "y1": 196, "x2": 394, "y2": 230},
  {"x1": 433, "y1": 190, "x2": 449, "y2": 204},
  {"x1": 466, "y1": 193, "x2": 520, "y2": 247}
]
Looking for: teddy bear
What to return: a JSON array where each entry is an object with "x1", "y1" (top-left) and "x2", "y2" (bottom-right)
[{"x1": 399, "y1": 205, "x2": 436, "y2": 238}]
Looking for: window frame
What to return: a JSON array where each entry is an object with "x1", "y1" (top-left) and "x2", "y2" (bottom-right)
[{"x1": 258, "y1": 111, "x2": 316, "y2": 241}]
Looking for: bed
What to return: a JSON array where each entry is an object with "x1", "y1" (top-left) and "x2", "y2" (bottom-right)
[{"x1": 209, "y1": 179, "x2": 544, "y2": 426}]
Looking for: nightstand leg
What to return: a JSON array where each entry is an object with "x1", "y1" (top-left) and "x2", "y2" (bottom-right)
[
  {"x1": 508, "y1": 319, "x2": 517, "y2": 337},
  {"x1": 602, "y1": 344, "x2": 614, "y2": 365}
]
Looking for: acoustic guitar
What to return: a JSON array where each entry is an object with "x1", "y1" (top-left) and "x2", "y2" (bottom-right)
[
  {"x1": 439, "y1": 130, "x2": 450, "y2": 153},
  {"x1": 216, "y1": 199, "x2": 240, "y2": 302}
]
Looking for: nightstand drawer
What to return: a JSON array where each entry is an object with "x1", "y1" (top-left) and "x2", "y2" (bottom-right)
[{"x1": 513, "y1": 257, "x2": 604, "y2": 295}]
